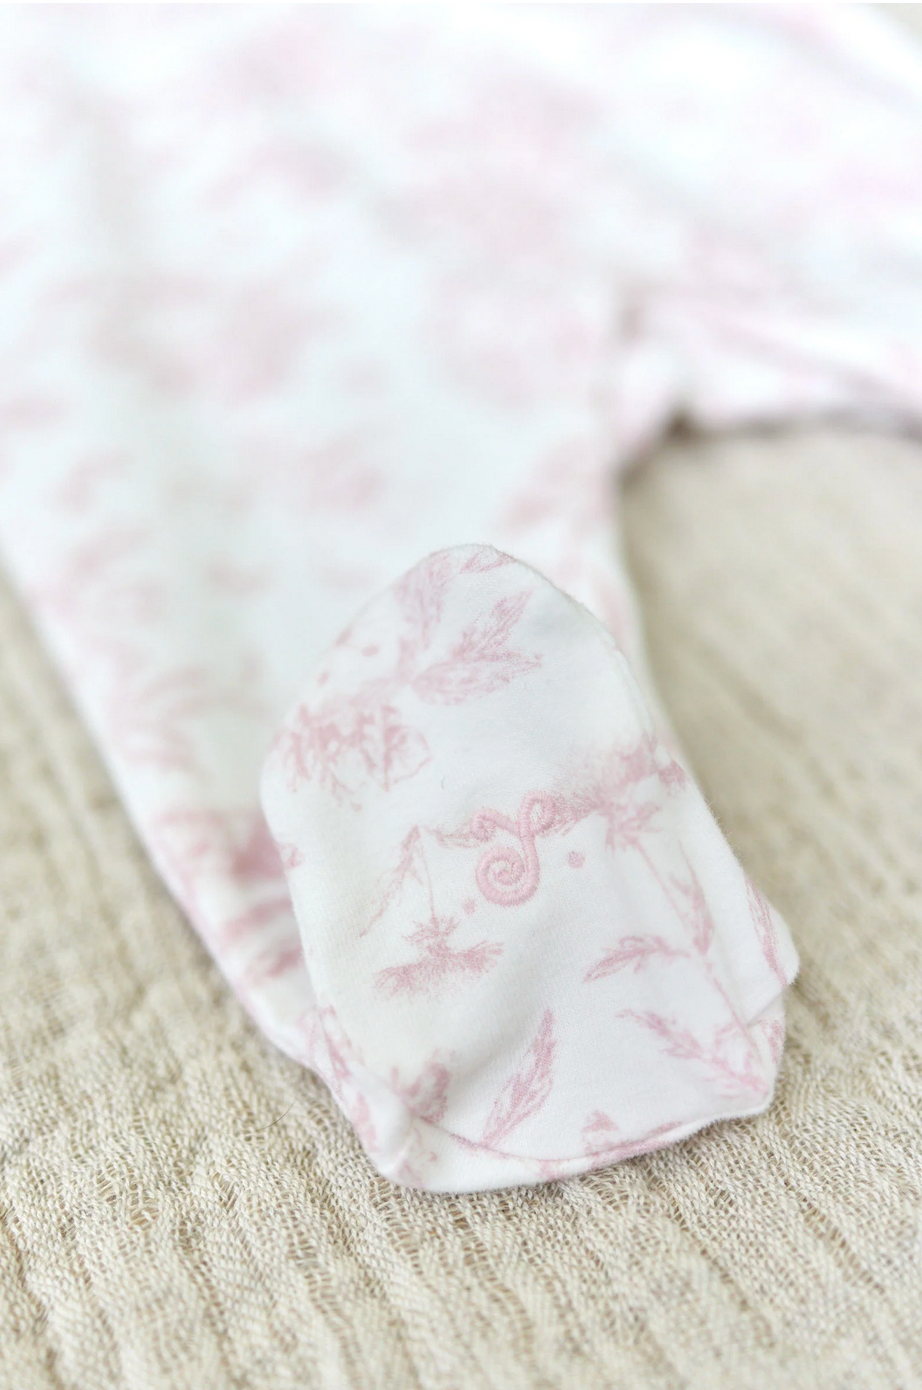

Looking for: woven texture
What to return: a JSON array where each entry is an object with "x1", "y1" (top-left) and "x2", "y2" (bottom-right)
[{"x1": 1, "y1": 423, "x2": 920, "y2": 1388}]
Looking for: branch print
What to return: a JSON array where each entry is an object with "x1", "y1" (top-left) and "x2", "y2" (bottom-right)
[
  {"x1": 365, "y1": 825, "x2": 430, "y2": 934},
  {"x1": 154, "y1": 808, "x2": 286, "y2": 885},
  {"x1": 669, "y1": 853, "x2": 714, "y2": 954},
  {"x1": 581, "y1": 1111, "x2": 680, "y2": 1166},
  {"x1": 108, "y1": 662, "x2": 260, "y2": 772},
  {"x1": 412, "y1": 588, "x2": 541, "y2": 704},
  {"x1": 620, "y1": 1010, "x2": 768, "y2": 1100},
  {"x1": 375, "y1": 914, "x2": 503, "y2": 997},
  {"x1": 394, "y1": 549, "x2": 455, "y2": 653},
  {"x1": 273, "y1": 552, "x2": 543, "y2": 805},
  {"x1": 482, "y1": 1009, "x2": 556, "y2": 1148},
  {"x1": 584, "y1": 935, "x2": 687, "y2": 982},
  {"x1": 747, "y1": 879, "x2": 789, "y2": 987},
  {"x1": 554, "y1": 737, "x2": 662, "y2": 853}
]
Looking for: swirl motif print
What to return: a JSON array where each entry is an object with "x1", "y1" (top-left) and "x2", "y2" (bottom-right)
[{"x1": 471, "y1": 794, "x2": 559, "y2": 907}]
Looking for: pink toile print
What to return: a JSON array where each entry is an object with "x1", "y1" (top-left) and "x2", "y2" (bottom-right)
[
  {"x1": 482, "y1": 1010, "x2": 556, "y2": 1149},
  {"x1": 584, "y1": 935, "x2": 687, "y2": 982},
  {"x1": 5, "y1": 2, "x2": 916, "y2": 1190},
  {"x1": 375, "y1": 914, "x2": 503, "y2": 998},
  {"x1": 262, "y1": 544, "x2": 799, "y2": 1188}
]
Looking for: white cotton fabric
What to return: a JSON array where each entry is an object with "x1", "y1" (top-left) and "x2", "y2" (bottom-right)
[
  {"x1": 0, "y1": 5, "x2": 919, "y2": 1189},
  {"x1": 261, "y1": 544, "x2": 796, "y2": 1188}
]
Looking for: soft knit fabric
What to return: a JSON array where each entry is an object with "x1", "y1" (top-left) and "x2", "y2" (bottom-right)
[
  {"x1": 261, "y1": 544, "x2": 794, "y2": 1187},
  {"x1": 3, "y1": 422, "x2": 922, "y2": 1389},
  {"x1": 0, "y1": 5, "x2": 919, "y2": 1189}
]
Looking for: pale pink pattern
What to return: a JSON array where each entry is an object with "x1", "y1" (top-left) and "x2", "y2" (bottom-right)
[
  {"x1": 618, "y1": 1009, "x2": 768, "y2": 1102},
  {"x1": 153, "y1": 808, "x2": 286, "y2": 891},
  {"x1": 580, "y1": 1111, "x2": 679, "y2": 1169},
  {"x1": 0, "y1": 6, "x2": 918, "y2": 1189},
  {"x1": 747, "y1": 878, "x2": 790, "y2": 991},
  {"x1": 263, "y1": 545, "x2": 797, "y2": 1188},
  {"x1": 471, "y1": 793, "x2": 558, "y2": 907},
  {"x1": 375, "y1": 915, "x2": 503, "y2": 999},
  {"x1": 585, "y1": 936, "x2": 687, "y2": 982},
  {"x1": 411, "y1": 589, "x2": 541, "y2": 705},
  {"x1": 390, "y1": 1056, "x2": 452, "y2": 1127},
  {"x1": 482, "y1": 1011, "x2": 557, "y2": 1149},
  {"x1": 271, "y1": 552, "x2": 540, "y2": 810}
]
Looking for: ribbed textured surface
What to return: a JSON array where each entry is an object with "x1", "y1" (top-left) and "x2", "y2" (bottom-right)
[{"x1": 2, "y1": 424, "x2": 921, "y2": 1388}]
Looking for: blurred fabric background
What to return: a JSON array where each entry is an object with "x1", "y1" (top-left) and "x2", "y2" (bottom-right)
[{"x1": 2, "y1": 8, "x2": 922, "y2": 1388}]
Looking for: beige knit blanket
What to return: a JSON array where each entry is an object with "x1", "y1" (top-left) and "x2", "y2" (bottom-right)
[{"x1": 2, "y1": 422, "x2": 921, "y2": 1388}]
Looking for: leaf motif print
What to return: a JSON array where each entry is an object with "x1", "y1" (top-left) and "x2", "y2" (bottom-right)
[
  {"x1": 657, "y1": 756, "x2": 688, "y2": 794},
  {"x1": 670, "y1": 856, "x2": 714, "y2": 954},
  {"x1": 276, "y1": 840, "x2": 305, "y2": 870},
  {"x1": 747, "y1": 878, "x2": 789, "y2": 987},
  {"x1": 154, "y1": 808, "x2": 285, "y2": 885},
  {"x1": 219, "y1": 896, "x2": 295, "y2": 948},
  {"x1": 228, "y1": 814, "x2": 287, "y2": 882},
  {"x1": 375, "y1": 914, "x2": 502, "y2": 998},
  {"x1": 239, "y1": 936, "x2": 305, "y2": 990},
  {"x1": 581, "y1": 1111, "x2": 680, "y2": 1166},
  {"x1": 312, "y1": 1005, "x2": 355, "y2": 1097},
  {"x1": 757, "y1": 1012, "x2": 786, "y2": 1066},
  {"x1": 482, "y1": 1009, "x2": 555, "y2": 1148},
  {"x1": 394, "y1": 550, "x2": 455, "y2": 652},
  {"x1": 460, "y1": 547, "x2": 515, "y2": 573},
  {"x1": 241, "y1": 429, "x2": 384, "y2": 518},
  {"x1": 582, "y1": 1109, "x2": 620, "y2": 1156},
  {"x1": 558, "y1": 737, "x2": 767, "y2": 1091},
  {"x1": 584, "y1": 935, "x2": 687, "y2": 982},
  {"x1": 276, "y1": 704, "x2": 356, "y2": 801},
  {"x1": 393, "y1": 1125, "x2": 440, "y2": 1189},
  {"x1": 366, "y1": 826, "x2": 429, "y2": 933},
  {"x1": 53, "y1": 450, "x2": 127, "y2": 515},
  {"x1": 619, "y1": 1011, "x2": 706, "y2": 1063},
  {"x1": 309, "y1": 1006, "x2": 380, "y2": 1159},
  {"x1": 270, "y1": 551, "x2": 550, "y2": 811},
  {"x1": 412, "y1": 588, "x2": 541, "y2": 704},
  {"x1": 554, "y1": 738, "x2": 661, "y2": 852},
  {"x1": 620, "y1": 1010, "x2": 768, "y2": 1100},
  {"x1": 557, "y1": 743, "x2": 718, "y2": 958},
  {"x1": 35, "y1": 526, "x2": 160, "y2": 642}
]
